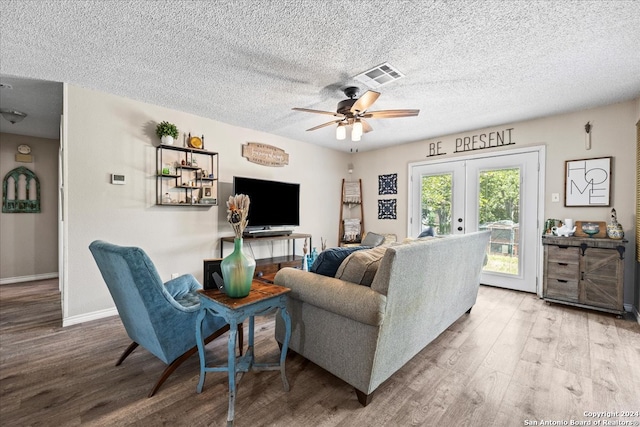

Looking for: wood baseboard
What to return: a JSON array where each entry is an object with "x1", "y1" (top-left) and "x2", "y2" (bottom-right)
[
  {"x1": 0, "y1": 273, "x2": 58, "y2": 285},
  {"x1": 62, "y1": 307, "x2": 118, "y2": 327}
]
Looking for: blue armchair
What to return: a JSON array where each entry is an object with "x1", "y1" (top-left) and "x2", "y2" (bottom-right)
[{"x1": 89, "y1": 240, "x2": 240, "y2": 397}]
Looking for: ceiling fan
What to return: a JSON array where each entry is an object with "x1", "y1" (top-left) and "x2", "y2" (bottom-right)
[{"x1": 292, "y1": 87, "x2": 419, "y2": 141}]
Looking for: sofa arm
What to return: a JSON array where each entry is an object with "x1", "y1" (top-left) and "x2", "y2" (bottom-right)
[{"x1": 274, "y1": 268, "x2": 386, "y2": 326}]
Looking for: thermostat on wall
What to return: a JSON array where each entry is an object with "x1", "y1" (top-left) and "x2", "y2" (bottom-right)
[{"x1": 111, "y1": 174, "x2": 126, "y2": 185}]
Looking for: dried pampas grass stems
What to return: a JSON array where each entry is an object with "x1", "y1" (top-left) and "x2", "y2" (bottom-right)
[{"x1": 226, "y1": 194, "x2": 250, "y2": 239}]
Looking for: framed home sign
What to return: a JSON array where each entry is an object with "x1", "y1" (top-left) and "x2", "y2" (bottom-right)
[{"x1": 564, "y1": 156, "x2": 611, "y2": 207}]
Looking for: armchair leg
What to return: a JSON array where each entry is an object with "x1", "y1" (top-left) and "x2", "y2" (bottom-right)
[
  {"x1": 116, "y1": 342, "x2": 139, "y2": 366},
  {"x1": 355, "y1": 388, "x2": 374, "y2": 406},
  {"x1": 466, "y1": 306, "x2": 473, "y2": 314},
  {"x1": 145, "y1": 323, "x2": 243, "y2": 398}
]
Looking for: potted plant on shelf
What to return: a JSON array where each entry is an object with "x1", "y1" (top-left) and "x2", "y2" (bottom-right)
[{"x1": 155, "y1": 121, "x2": 179, "y2": 145}]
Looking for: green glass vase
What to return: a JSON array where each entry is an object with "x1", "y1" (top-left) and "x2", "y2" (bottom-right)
[{"x1": 220, "y1": 238, "x2": 256, "y2": 298}]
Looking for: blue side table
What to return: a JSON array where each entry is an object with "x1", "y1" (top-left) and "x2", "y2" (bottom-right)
[{"x1": 195, "y1": 281, "x2": 291, "y2": 426}]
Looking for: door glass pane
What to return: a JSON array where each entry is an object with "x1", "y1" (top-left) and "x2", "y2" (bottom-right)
[
  {"x1": 478, "y1": 168, "x2": 520, "y2": 275},
  {"x1": 421, "y1": 174, "x2": 452, "y2": 235}
]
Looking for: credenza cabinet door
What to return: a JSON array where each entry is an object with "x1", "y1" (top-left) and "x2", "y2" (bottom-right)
[{"x1": 580, "y1": 248, "x2": 623, "y2": 311}]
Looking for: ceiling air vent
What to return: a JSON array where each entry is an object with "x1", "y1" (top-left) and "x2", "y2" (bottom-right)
[{"x1": 354, "y1": 62, "x2": 405, "y2": 89}]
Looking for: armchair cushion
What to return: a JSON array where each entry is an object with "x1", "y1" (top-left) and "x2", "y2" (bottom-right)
[
  {"x1": 164, "y1": 274, "x2": 201, "y2": 308},
  {"x1": 310, "y1": 246, "x2": 367, "y2": 277},
  {"x1": 165, "y1": 274, "x2": 200, "y2": 297},
  {"x1": 334, "y1": 245, "x2": 388, "y2": 287}
]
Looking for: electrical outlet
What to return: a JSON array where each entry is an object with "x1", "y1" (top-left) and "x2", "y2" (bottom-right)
[
  {"x1": 171, "y1": 273, "x2": 180, "y2": 279},
  {"x1": 551, "y1": 193, "x2": 560, "y2": 202}
]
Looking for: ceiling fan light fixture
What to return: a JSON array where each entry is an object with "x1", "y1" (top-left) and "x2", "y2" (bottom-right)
[
  {"x1": 352, "y1": 119, "x2": 363, "y2": 141},
  {"x1": 336, "y1": 122, "x2": 347, "y2": 140},
  {"x1": 293, "y1": 85, "x2": 418, "y2": 144},
  {"x1": 0, "y1": 108, "x2": 27, "y2": 124}
]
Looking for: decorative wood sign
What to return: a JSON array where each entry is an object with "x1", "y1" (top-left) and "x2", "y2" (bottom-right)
[
  {"x1": 565, "y1": 157, "x2": 611, "y2": 207},
  {"x1": 242, "y1": 143, "x2": 289, "y2": 167}
]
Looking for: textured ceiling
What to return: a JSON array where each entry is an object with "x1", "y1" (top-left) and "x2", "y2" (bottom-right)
[{"x1": 1, "y1": 0, "x2": 639, "y2": 151}]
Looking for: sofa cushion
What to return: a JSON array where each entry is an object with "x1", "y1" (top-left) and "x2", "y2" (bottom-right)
[
  {"x1": 310, "y1": 246, "x2": 367, "y2": 277},
  {"x1": 334, "y1": 245, "x2": 388, "y2": 286}
]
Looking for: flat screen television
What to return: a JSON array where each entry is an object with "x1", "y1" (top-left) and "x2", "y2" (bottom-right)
[{"x1": 233, "y1": 176, "x2": 300, "y2": 235}]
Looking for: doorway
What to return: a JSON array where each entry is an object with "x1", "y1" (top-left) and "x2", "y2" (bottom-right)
[{"x1": 409, "y1": 147, "x2": 544, "y2": 293}]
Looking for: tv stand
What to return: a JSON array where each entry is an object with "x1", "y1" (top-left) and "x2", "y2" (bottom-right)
[{"x1": 218, "y1": 233, "x2": 312, "y2": 278}]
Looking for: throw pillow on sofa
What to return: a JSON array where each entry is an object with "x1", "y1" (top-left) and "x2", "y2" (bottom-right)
[
  {"x1": 361, "y1": 232, "x2": 385, "y2": 247},
  {"x1": 334, "y1": 245, "x2": 388, "y2": 287},
  {"x1": 417, "y1": 226, "x2": 437, "y2": 238},
  {"x1": 311, "y1": 246, "x2": 367, "y2": 277}
]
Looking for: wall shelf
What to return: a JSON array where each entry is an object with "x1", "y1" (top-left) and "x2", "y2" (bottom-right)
[{"x1": 156, "y1": 144, "x2": 219, "y2": 207}]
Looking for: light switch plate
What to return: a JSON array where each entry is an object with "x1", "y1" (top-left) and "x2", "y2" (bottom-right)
[{"x1": 551, "y1": 193, "x2": 560, "y2": 202}]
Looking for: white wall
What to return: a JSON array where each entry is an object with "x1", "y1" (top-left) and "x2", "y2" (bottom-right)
[
  {"x1": 63, "y1": 84, "x2": 349, "y2": 324},
  {"x1": 353, "y1": 99, "x2": 638, "y2": 309},
  {"x1": 0, "y1": 133, "x2": 58, "y2": 282}
]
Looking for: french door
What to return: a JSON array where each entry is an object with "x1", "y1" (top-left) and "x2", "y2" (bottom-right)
[{"x1": 409, "y1": 148, "x2": 543, "y2": 293}]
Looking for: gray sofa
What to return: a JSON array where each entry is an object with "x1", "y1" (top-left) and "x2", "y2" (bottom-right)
[{"x1": 274, "y1": 231, "x2": 490, "y2": 406}]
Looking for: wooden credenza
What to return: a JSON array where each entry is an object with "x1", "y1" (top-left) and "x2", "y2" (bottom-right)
[{"x1": 542, "y1": 235, "x2": 627, "y2": 316}]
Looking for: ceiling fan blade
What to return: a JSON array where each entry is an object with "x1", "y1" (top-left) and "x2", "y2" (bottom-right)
[
  {"x1": 362, "y1": 109, "x2": 420, "y2": 119},
  {"x1": 306, "y1": 119, "x2": 342, "y2": 131},
  {"x1": 292, "y1": 107, "x2": 341, "y2": 117},
  {"x1": 350, "y1": 90, "x2": 380, "y2": 114},
  {"x1": 361, "y1": 119, "x2": 373, "y2": 133}
]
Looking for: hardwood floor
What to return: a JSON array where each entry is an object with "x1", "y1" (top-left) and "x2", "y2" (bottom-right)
[{"x1": 1, "y1": 279, "x2": 638, "y2": 426}]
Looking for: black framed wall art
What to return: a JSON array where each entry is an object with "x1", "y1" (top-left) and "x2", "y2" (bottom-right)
[
  {"x1": 378, "y1": 199, "x2": 397, "y2": 220},
  {"x1": 378, "y1": 173, "x2": 397, "y2": 195},
  {"x1": 564, "y1": 156, "x2": 611, "y2": 207}
]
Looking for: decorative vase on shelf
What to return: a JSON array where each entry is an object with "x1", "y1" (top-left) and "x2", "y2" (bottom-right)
[
  {"x1": 606, "y1": 208, "x2": 624, "y2": 240},
  {"x1": 160, "y1": 135, "x2": 174, "y2": 145}
]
